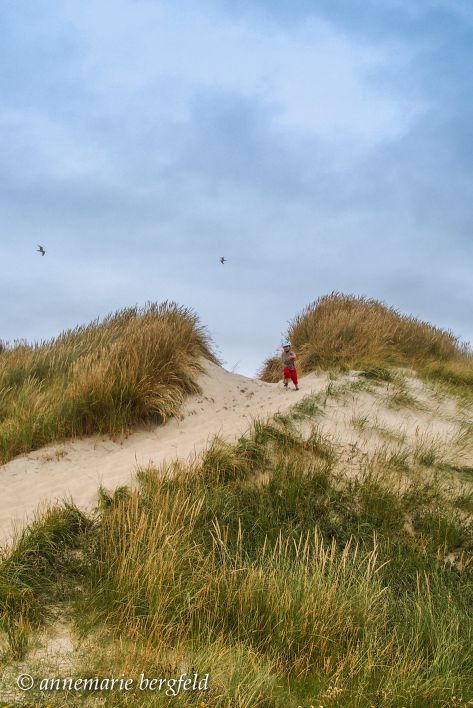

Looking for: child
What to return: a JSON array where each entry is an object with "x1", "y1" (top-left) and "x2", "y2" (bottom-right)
[{"x1": 281, "y1": 340, "x2": 299, "y2": 390}]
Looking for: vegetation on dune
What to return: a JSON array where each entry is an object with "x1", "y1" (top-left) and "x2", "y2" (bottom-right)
[
  {"x1": 0, "y1": 302, "x2": 215, "y2": 464},
  {"x1": 0, "y1": 505, "x2": 90, "y2": 659},
  {"x1": 2, "y1": 297, "x2": 473, "y2": 704},
  {"x1": 260, "y1": 293, "x2": 473, "y2": 390},
  {"x1": 2, "y1": 408, "x2": 473, "y2": 706}
]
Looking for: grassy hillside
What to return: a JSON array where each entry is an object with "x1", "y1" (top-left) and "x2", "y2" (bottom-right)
[
  {"x1": 0, "y1": 302, "x2": 215, "y2": 464},
  {"x1": 260, "y1": 293, "x2": 473, "y2": 388},
  {"x1": 1, "y1": 383, "x2": 473, "y2": 706}
]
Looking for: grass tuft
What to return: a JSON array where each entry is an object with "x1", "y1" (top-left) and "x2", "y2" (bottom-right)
[
  {"x1": 0, "y1": 302, "x2": 215, "y2": 464},
  {"x1": 0, "y1": 504, "x2": 90, "y2": 658},
  {"x1": 260, "y1": 293, "x2": 473, "y2": 395},
  {"x1": 2, "y1": 405, "x2": 472, "y2": 704}
]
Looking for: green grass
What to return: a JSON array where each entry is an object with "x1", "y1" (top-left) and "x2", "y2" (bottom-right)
[
  {"x1": 359, "y1": 366, "x2": 394, "y2": 382},
  {"x1": 0, "y1": 302, "x2": 215, "y2": 464},
  {"x1": 351, "y1": 413, "x2": 370, "y2": 432},
  {"x1": 1, "y1": 413, "x2": 472, "y2": 706},
  {"x1": 386, "y1": 382, "x2": 424, "y2": 411},
  {"x1": 290, "y1": 392, "x2": 325, "y2": 420},
  {"x1": 371, "y1": 422, "x2": 407, "y2": 445},
  {"x1": 2, "y1": 293, "x2": 473, "y2": 705},
  {"x1": 415, "y1": 443, "x2": 440, "y2": 467},
  {"x1": 0, "y1": 504, "x2": 90, "y2": 659},
  {"x1": 441, "y1": 463, "x2": 473, "y2": 478}
]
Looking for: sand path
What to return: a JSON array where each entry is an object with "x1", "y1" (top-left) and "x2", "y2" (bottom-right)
[
  {"x1": 2, "y1": 361, "x2": 471, "y2": 548},
  {"x1": 0, "y1": 361, "x2": 327, "y2": 545}
]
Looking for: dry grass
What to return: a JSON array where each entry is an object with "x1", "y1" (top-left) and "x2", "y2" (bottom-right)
[
  {"x1": 260, "y1": 293, "x2": 473, "y2": 388},
  {"x1": 0, "y1": 302, "x2": 215, "y2": 463},
  {"x1": 2, "y1": 410, "x2": 473, "y2": 705},
  {"x1": 2, "y1": 296, "x2": 473, "y2": 704}
]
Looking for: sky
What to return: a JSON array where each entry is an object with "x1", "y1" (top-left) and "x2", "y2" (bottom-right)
[{"x1": 1, "y1": 0, "x2": 473, "y2": 375}]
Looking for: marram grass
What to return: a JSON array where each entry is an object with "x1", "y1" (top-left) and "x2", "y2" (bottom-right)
[
  {"x1": 260, "y1": 292, "x2": 473, "y2": 392},
  {"x1": 1, "y1": 414, "x2": 472, "y2": 706},
  {"x1": 0, "y1": 302, "x2": 215, "y2": 463}
]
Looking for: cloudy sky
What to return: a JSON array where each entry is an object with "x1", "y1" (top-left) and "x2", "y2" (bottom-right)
[{"x1": 2, "y1": 0, "x2": 472, "y2": 375}]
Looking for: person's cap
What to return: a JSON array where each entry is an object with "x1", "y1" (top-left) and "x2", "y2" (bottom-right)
[{"x1": 282, "y1": 339, "x2": 291, "y2": 347}]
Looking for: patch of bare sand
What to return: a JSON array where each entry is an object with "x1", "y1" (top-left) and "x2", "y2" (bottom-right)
[
  {"x1": 319, "y1": 377, "x2": 463, "y2": 456},
  {"x1": 2, "y1": 363, "x2": 472, "y2": 548},
  {"x1": 0, "y1": 361, "x2": 328, "y2": 546}
]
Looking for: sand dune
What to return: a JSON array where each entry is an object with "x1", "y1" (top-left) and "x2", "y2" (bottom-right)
[
  {"x1": 0, "y1": 361, "x2": 328, "y2": 545},
  {"x1": 1, "y1": 360, "x2": 471, "y2": 547}
]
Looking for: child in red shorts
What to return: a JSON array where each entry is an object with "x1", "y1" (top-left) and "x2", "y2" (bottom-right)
[{"x1": 281, "y1": 340, "x2": 299, "y2": 390}]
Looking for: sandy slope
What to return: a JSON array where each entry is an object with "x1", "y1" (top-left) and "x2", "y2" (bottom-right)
[
  {"x1": 0, "y1": 361, "x2": 328, "y2": 545},
  {"x1": 1, "y1": 360, "x2": 472, "y2": 548}
]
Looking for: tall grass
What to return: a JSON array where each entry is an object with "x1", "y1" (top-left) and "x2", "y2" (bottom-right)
[
  {"x1": 0, "y1": 504, "x2": 89, "y2": 659},
  {"x1": 260, "y1": 292, "x2": 473, "y2": 388},
  {"x1": 0, "y1": 302, "x2": 215, "y2": 463},
  {"x1": 85, "y1": 423, "x2": 473, "y2": 705},
  {"x1": 2, "y1": 415, "x2": 472, "y2": 705}
]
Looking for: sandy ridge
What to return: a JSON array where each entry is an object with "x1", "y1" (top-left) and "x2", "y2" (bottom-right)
[
  {"x1": 2, "y1": 360, "x2": 471, "y2": 548},
  {"x1": 0, "y1": 361, "x2": 328, "y2": 545}
]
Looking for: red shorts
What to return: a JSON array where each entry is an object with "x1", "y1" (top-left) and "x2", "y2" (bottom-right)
[{"x1": 283, "y1": 368, "x2": 298, "y2": 385}]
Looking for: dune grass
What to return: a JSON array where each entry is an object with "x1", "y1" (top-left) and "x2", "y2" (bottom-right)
[
  {"x1": 0, "y1": 302, "x2": 215, "y2": 464},
  {"x1": 0, "y1": 504, "x2": 90, "y2": 659},
  {"x1": 1, "y1": 296, "x2": 473, "y2": 704},
  {"x1": 260, "y1": 293, "x2": 473, "y2": 393},
  {"x1": 1, "y1": 413, "x2": 472, "y2": 706}
]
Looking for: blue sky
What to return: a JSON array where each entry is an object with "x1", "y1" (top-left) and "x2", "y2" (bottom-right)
[{"x1": 1, "y1": 0, "x2": 472, "y2": 375}]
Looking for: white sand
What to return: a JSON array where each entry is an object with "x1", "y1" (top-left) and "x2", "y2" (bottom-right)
[{"x1": 1, "y1": 360, "x2": 471, "y2": 547}]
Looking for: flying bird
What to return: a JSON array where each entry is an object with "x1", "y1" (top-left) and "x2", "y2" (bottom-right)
[
  {"x1": 220, "y1": 256, "x2": 226, "y2": 264},
  {"x1": 37, "y1": 245, "x2": 46, "y2": 257}
]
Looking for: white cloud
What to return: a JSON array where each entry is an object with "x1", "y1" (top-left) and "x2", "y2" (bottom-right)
[
  {"x1": 56, "y1": 0, "x2": 424, "y2": 145},
  {"x1": 0, "y1": 0, "x2": 428, "y2": 192}
]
